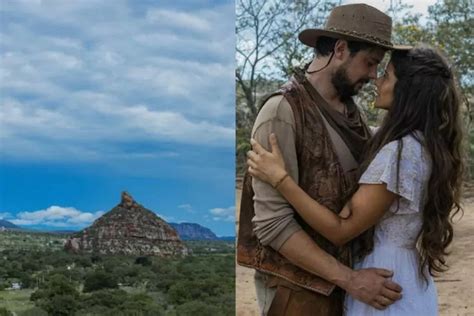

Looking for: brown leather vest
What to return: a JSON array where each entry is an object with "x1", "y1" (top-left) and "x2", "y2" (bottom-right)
[{"x1": 237, "y1": 79, "x2": 362, "y2": 296}]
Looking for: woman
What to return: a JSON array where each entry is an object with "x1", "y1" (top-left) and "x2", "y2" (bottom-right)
[{"x1": 247, "y1": 46, "x2": 463, "y2": 315}]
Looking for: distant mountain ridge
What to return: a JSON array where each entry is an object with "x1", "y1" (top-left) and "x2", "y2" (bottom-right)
[
  {"x1": 170, "y1": 222, "x2": 219, "y2": 240},
  {"x1": 2, "y1": 211, "x2": 233, "y2": 242},
  {"x1": 217, "y1": 236, "x2": 235, "y2": 241},
  {"x1": 0, "y1": 219, "x2": 19, "y2": 229}
]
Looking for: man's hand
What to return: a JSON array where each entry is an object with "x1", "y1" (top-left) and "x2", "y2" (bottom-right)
[
  {"x1": 278, "y1": 231, "x2": 402, "y2": 311},
  {"x1": 343, "y1": 268, "x2": 402, "y2": 310}
]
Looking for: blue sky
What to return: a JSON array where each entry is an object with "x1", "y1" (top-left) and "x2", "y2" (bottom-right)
[{"x1": 0, "y1": 0, "x2": 236, "y2": 236}]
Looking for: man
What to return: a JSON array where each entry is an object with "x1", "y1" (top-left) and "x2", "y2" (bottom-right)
[{"x1": 237, "y1": 4, "x2": 408, "y2": 315}]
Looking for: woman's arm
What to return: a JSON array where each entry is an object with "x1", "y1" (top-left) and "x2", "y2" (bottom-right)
[
  {"x1": 248, "y1": 135, "x2": 397, "y2": 246},
  {"x1": 276, "y1": 178, "x2": 396, "y2": 246}
]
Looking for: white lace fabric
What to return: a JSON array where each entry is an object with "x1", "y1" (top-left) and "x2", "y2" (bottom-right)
[{"x1": 344, "y1": 132, "x2": 438, "y2": 315}]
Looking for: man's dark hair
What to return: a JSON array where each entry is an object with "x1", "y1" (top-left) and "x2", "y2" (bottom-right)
[{"x1": 314, "y1": 36, "x2": 378, "y2": 57}]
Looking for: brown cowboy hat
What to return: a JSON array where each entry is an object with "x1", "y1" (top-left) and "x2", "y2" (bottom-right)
[{"x1": 299, "y1": 3, "x2": 411, "y2": 50}]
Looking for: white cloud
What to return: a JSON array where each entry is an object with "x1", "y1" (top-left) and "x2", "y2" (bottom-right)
[
  {"x1": 0, "y1": 1, "x2": 235, "y2": 162},
  {"x1": 41, "y1": 51, "x2": 83, "y2": 69},
  {"x1": 209, "y1": 206, "x2": 235, "y2": 222},
  {"x1": 10, "y1": 206, "x2": 104, "y2": 227},
  {"x1": 0, "y1": 96, "x2": 233, "y2": 162},
  {"x1": 146, "y1": 9, "x2": 211, "y2": 33},
  {"x1": 156, "y1": 213, "x2": 174, "y2": 222},
  {"x1": 0, "y1": 213, "x2": 12, "y2": 220},
  {"x1": 41, "y1": 36, "x2": 83, "y2": 51},
  {"x1": 178, "y1": 204, "x2": 194, "y2": 213}
]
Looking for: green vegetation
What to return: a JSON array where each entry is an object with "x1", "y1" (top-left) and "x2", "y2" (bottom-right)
[
  {"x1": 0, "y1": 231, "x2": 235, "y2": 315},
  {"x1": 83, "y1": 271, "x2": 119, "y2": 293},
  {"x1": 0, "y1": 290, "x2": 35, "y2": 315},
  {"x1": 0, "y1": 231, "x2": 68, "y2": 252},
  {"x1": 0, "y1": 307, "x2": 13, "y2": 316}
]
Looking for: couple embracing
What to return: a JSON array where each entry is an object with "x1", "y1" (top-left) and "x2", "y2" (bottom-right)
[{"x1": 237, "y1": 3, "x2": 463, "y2": 316}]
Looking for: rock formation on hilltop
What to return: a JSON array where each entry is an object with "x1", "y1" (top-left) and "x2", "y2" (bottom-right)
[
  {"x1": 64, "y1": 192, "x2": 188, "y2": 256},
  {"x1": 170, "y1": 222, "x2": 218, "y2": 240}
]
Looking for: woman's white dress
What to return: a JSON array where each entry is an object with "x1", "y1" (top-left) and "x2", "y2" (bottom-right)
[{"x1": 344, "y1": 133, "x2": 438, "y2": 315}]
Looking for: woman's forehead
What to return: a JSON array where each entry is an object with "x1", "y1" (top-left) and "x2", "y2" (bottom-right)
[{"x1": 386, "y1": 62, "x2": 395, "y2": 71}]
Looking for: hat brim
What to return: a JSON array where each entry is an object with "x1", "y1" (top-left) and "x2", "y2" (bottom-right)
[{"x1": 299, "y1": 29, "x2": 412, "y2": 51}]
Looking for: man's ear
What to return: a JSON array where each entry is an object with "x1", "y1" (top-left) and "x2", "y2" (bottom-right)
[{"x1": 334, "y1": 39, "x2": 349, "y2": 61}]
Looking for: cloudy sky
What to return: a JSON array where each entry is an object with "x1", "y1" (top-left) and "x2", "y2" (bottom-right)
[{"x1": 0, "y1": 0, "x2": 236, "y2": 236}]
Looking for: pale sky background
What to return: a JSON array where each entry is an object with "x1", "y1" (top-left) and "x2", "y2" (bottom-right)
[{"x1": 344, "y1": 0, "x2": 437, "y2": 23}]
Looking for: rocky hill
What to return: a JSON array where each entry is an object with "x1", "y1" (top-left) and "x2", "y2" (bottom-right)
[
  {"x1": 65, "y1": 192, "x2": 188, "y2": 256},
  {"x1": 170, "y1": 222, "x2": 218, "y2": 240}
]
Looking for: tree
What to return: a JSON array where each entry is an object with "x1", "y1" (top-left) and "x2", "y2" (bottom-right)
[
  {"x1": 236, "y1": 0, "x2": 337, "y2": 124},
  {"x1": 135, "y1": 256, "x2": 152, "y2": 266},
  {"x1": 30, "y1": 274, "x2": 80, "y2": 316},
  {"x1": 83, "y1": 271, "x2": 118, "y2": 293},
  {"x1": 81, "y1": 289, "x2": 128, "y2": 309},
  {"x1": 0, "y1": 308, "x2": 13, "y2": 316},
  {"x1": 236, "y1": 0, "x2": 338, "y2": 174},
  {"x1": 427, "y1": 0, "x2": 473, "y2": 177},
  {"x1": 427, "y1": 0, "x2": 473, "y2": 91},
  {"x1": 80, "y1": 290, "x2": 164, "y2": 315},
  {"x1": 120, "y1": 293, "x2": 164, "y2": 315},
  {"x1": 387, "y1": 0, "x2": 473, "y2": 178},
  {"x1": 19, "y1": 272, "x2": 34, "y2": 289},
  {"x1": 44, "y1": 295, "x2": 79, "y2": 316},
  {"x1": 0, "y1": 281, "x2": 9, "y2": 291},
  {"x1": 30, "y1": 274, "x2": 79, "y2": 300},
  {"x1": 175, "y1": 301, "x2": 221, "y2": 315},
  {"x1": 168, "y1": 279, "x2": 222, "y2": 305},
  {"x1": 273, "y1": 1, "x2": 338, "y2": 78}
]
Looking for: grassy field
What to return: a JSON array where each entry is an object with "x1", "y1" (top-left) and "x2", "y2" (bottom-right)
[{"x1": 0, "y1": 289, "x2": 35, "y2": 314}]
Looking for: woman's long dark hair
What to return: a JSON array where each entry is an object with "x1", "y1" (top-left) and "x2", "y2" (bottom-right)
[{"x1": 357, "y1": 46, "x2": 464, "y2": 282}]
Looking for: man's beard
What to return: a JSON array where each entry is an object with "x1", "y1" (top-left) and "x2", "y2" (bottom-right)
[{"x1": 331, "y1": 64, "x2": 369, "y2": 101}]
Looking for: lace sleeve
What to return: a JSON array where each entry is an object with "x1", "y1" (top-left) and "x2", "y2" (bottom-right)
[{"x1": 359, "y1": 136, "x2": 426, "y2": 214}]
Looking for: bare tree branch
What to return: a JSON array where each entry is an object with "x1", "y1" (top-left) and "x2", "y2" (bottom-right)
[{"x1": 236, "y1": 0, "x2": 336, "y2": 125}]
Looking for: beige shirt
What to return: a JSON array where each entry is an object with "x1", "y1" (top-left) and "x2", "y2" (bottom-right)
[{"x1": 251, "y1": 95, "x2": 302, "y2": 250}]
